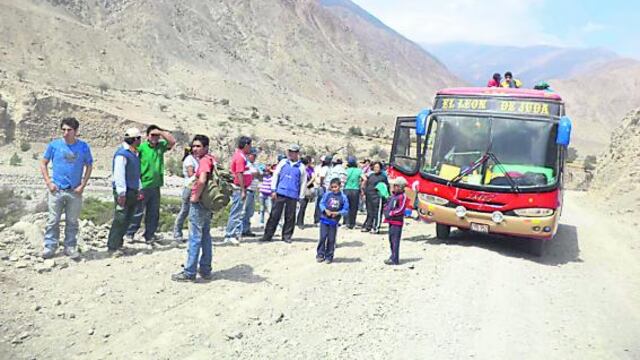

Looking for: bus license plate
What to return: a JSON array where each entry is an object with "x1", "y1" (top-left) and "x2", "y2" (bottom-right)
[{"x1": 470, "y1": 223, "x2": 489, "y2": 233}]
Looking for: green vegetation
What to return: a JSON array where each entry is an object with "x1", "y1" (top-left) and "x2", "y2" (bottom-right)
[
  {"x1": 566, "y1": 147, "x2": 578, "y2": 163},
  {"x1": 165, "y1": 157, "x2": 182, "y2": 176},
  {"x1": 98, "y1": 81, "x2": 109, "y2": 94},
  {"x1": 9, "y1": 153, "x2": 22, "y2": 166},
  {"x1": 20, "y1": 141, "x2": 31, "y2": 152},
  {"x1": 348, "y1": 126, "x2": 364, "y2": 136},
  {"x1": 0, "y1": 188, "x2": 26, "y2": 225},
  {"x1": 80, "y1": 197, "x2": 114, "y2": 226},
  {"x1": 584, "y1": 155, "x2": 597, "y2": 171}
]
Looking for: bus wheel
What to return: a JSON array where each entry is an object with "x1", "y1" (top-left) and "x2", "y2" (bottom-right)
[
  {"x1": 529, "y1": 239, "x2": 546, "y2": 257},
  {"x1": 436, "y1": 224, "x2": 451, "y2": 239}
]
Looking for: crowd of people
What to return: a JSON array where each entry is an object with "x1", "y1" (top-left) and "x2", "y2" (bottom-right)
[{"x1": 39, "y1": 117, "x2": 408, "y2": 284}]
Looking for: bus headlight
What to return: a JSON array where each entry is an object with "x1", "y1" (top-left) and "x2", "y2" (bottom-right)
[
  {"x1": 455, "y1": 206, "x2": 467, "y2": 218},
  {"x1": 491, "y1": 211, "x2": 504, "y2": 224},
  {"x1": 513, "y1": 208, "x2": 554, "y2": 217},
  {"x1": 418, "y1": 193, "x2": 449, "y2": 205}
]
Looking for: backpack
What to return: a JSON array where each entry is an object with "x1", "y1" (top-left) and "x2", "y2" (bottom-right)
[{"x1": 200, "y1": 161, "x2": 234, "y2": 211}]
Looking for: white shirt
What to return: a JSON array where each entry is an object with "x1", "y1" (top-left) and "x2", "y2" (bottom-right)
[
  {"x1": 113, "y1": 143, "x2": 142, "y2": 196},
  {"x1": 182, "y1": 154, "x2": 199, "y2": 187}
]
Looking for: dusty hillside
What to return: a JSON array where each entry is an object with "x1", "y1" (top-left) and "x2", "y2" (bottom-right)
[
  {"x1": 552, "y1": 59, "x2": 640, "y2": 154},
  {"x1": 0, "y1": 0, "x2": 459, "y2": 147},
  {"x1": 590, "y1": 107, "x2": 640, "y2": 217}
]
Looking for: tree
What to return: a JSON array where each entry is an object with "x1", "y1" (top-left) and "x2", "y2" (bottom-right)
[
  {"x1": 566, "y1": 147, "x2": 578, "y2": 163},
  {"x1": 583, "y1": 155, "x2": 597, "y2": 171}
]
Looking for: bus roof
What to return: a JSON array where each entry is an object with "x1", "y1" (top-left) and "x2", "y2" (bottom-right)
[{"x1": 437, "y1": 87, "x2": 563, "y2": 101}]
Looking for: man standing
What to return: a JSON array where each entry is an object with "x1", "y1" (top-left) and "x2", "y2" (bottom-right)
[
  {"x1": 40, "y1": 117, "x2": 93, "y2": 259},
  {"x1": 172, "y1": 135, "x2": 215, "y2": 282},
  {"x1": 261, "y1": 144, "x2": 306, "y2": 243},
  {"x1": 313, "y1": 155, "x2": 332, "y2": 225},
  {"x1": 126, "y1": 125, "x2": 175, "y2": 243},
  {"x1": 224, "y1": 136, "x2": 253, "y2": 245},
  {"x1": 107, "y1": 128, "x2": 143, "y2": 253},
  {"x1": 242, "y1": 147, "x2": 261, "y2": 238}
]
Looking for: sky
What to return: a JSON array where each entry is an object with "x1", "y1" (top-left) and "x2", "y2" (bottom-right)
[{"x1": 352, "y1": 0, "x2": 640, "y2": 58}]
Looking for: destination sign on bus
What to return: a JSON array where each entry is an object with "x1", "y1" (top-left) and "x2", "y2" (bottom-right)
[{"x1": 434, "y1": 97, "x2": 561, "y2": 116}]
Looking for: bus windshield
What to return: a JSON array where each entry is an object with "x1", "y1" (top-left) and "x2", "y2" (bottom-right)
[{"x1": 421, "y1": 115, "x2": 559, "y2": 191}]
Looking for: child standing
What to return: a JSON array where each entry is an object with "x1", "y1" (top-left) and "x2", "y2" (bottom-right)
[
  {"x1": 259, "y1": 166, "x2": 274, "y2": 226},
  {"x1": 317, "y1": 178, "x2": 349, "y2": 264},
  {"x1": 383, "y1": 177, "x2": 408, "y2": 265}
]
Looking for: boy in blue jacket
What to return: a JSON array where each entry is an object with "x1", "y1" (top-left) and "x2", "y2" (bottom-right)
[{"x1": 317, "y1": 178, "x2": 349, "y2": 264}]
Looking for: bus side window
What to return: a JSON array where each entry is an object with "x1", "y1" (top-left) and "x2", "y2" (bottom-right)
[{"x1": 422, "y1": 119, "x2": 439, "y2": 173}]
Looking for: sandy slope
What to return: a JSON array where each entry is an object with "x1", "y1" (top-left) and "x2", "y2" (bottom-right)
[{"x1": 1, "y1": 191, "x2": 639, "y2": 359}]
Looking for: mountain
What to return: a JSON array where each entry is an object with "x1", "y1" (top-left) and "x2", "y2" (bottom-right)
[
  {"x1": 591, "y1": 107, "x2": 640, "y2": 215},
  {"x1": 423, "y1": 42, "x2": 619, "y2": 87},
  {"x1": 552, "y1": 59, "x2": 640, "y2": 154},
  {"x1": 0, "y1": 0, "x2": 460, "y2": 151}
]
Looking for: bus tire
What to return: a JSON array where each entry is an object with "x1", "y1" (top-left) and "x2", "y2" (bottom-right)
[
  {"x1": 436, "y1": 223, "x2": 451, "y2": 239},
  {"x1": 529, "y1": 239, "x2": 545, "y2": 257}
]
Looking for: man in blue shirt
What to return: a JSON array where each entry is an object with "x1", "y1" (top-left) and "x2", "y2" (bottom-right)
[{"x1": 40, "y1": 117, "x2": 93, "y2": 260}]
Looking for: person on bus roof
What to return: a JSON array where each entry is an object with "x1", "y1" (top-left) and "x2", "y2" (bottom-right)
[
  {"x1": 501, "y1": 71, "x2": 523, "y2": 88},
  {"x1": 487, "y1": 73, "x2": 501, "y2": 87},
  {"x1": 534, "y1": 81, "x2": 554, "y2": 92}
]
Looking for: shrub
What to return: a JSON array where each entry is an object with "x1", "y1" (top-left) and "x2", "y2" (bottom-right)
[
  {"x1": 348, "y1": 126, "x2": 363, "y2": 136},
  {"x1": 19, "y1": 141, "x2": 31, "y2": 152},
  {"x1": 566, "y1": 147, "x2": 578, "y2": 163},
  {"x1": 0, "y1": 187, "x2": 26, "y2": 225},
  {"x1": 584, "y1": 155, "x2": 597, "y2": 171},
  {"x1": 98, "y1": 81, "x2": 109, "y2": 94},
  {"x1": 220, "y1": 98, "x2": 230, "y2": 106},
  {"x1": 9, "y1": 153, "x2": 21, "y2": 166},
  {"x1": 369, "y1": 145, "x2": 381, "y2": 158},
  {"x1": 197, "y1": 113, "x2": 207, "y2": 120},
  {"x1": 263, "y1": 115, "x2": 271, "y2": 122},
  {"x1": 16, "y1": 70, "x2": 25, "y2": 82},
  {"x1": 80, "y1": 197, "x2": 113, "y2": 226},
  {"x1": 211, "y1": 203, "x2": 231, "y2": 228},
  {"x1": 165, "y1": 157, "x2": 182, "y2": 176}
]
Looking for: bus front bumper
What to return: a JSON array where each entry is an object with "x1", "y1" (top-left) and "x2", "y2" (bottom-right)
[{"x1": 416, "y1": 202, "x2": 559, "y2": 239}]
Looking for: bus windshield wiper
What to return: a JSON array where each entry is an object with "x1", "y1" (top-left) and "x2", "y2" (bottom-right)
[
  {"x1": 449, "y1": 140, "x2": 492, "y2": 185},
  {"x1": 487, "y1": 152, "x2": 521, "y2": 193}
]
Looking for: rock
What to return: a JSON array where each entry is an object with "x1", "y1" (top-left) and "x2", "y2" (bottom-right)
[
  {"x1": 54, "y1": 299, "x2": 62, "y2": 306},
  {"x1": 95, "y1": 287, "x2": 106, "y2": 297},
  {"x1": 15, "y1": 261, "x2": 28, "y2": 269},
  {"x1": 8, "y1": 255, "x2": 18, "y2": 262},
  {"x1": 0, "y1": 251, "x2": 8, "y2": 260},
  {"x1": 88, "y1": 328, "x2": 95, "y2": 336},
  {"x1": 33, "y1": 305, "x2": 42, "y2": 312},
  {"x1": 35, "y1": 264, "x2": 51, "y2": 274},
  {"x1": 275, "y1": 313, "x2": 285, "y2": 324}
]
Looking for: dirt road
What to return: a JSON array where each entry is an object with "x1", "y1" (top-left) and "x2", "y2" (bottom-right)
[{"x1": 1, "y1": 190, "x2": 639, "y2": 359}]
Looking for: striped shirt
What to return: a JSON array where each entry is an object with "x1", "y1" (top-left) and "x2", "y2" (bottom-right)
[{"x1": 259, "y1": 175, "x2": 273, "y2": 195}]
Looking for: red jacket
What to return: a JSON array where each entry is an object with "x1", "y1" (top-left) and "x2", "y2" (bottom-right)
[{"x1": 487, "y1": 79, "x2": 500, "y2": 87}]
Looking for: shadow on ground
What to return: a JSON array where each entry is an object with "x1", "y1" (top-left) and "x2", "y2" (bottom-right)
[{"x1": 404, "y1": 224, "x2": 581, "y2": 266}]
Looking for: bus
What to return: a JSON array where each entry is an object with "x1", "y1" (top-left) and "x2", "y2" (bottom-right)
[{"x1": 388, "y1": 87, "x2": 572, "y2": 255}]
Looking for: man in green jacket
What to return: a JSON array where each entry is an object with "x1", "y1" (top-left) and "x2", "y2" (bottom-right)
[{"x1": 126, "y1": 124, "x2": 175, "y2": 242}]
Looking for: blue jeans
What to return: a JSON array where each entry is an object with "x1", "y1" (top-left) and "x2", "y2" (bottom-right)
[
  {"x1": 44, "y1": 190, "x2": 83, "y2": 250},
  {"x1": 224, "y1": 189, "x2": 245, "y2": 238},
  {"x1": 184, "y1": 202, "x2": 213, "y2": 277},
  {"x1": 317, "y1": 223, "x2": 338, "y2": 260},
  {"x1": 173, "y1": 187, "x2": 191, "y2": 239},
  {"x1": 242, "y1": 190, "x2": 256, "y2": 234},
  {"x1": 127, "y1": 187, "x2": 161, "y2": 240},
  {"x1": 259, "y1": 193, "x2": 272, "y2": 224}
]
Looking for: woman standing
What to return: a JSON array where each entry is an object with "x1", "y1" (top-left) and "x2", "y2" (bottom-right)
[
  {"x1": 296, "y1": 156, "x2": 316, "y2": 229},
  {"x1": 361, "y1": 161, "x2": 388, "y2": 234},
  {"x1": 343, "y1": 156, "x2": 365, "y2": 229},
  {"x1": 173, "y1": 144, "x2": 199, "y2": 241}
]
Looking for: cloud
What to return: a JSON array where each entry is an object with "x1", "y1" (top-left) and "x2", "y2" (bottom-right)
[
  {"x1": 580, "y1": 21, "x2": 606, "y2": 33},
  {"x1": 353, "y1": 0, "x2": 563, "y2": 46}
]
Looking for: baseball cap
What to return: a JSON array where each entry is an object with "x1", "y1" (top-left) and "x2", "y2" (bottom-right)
[
  {"x1": 125, "y1": 128, "x2": 141, "y2": 138},
  {"x1": 288, "y1": 144, "x2": 300, "y2": 152}
]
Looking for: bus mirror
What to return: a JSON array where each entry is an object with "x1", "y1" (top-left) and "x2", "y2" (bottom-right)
[
  {"x1": 416, "y1": 108, "x2": 431, "y2": 136},
  {"x1": 556, "y1": 116, "x2": 572, "y2": 146}
]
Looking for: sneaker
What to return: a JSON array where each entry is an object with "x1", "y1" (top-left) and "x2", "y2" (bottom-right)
[
  {"x1": 282, "y1": 238, "x2": 292, "y2": 244},
  {"x1": 259, "y1": 236, "x2": 272, "y2": 242},
  {"x1": 361, "y1": 228, "x2": 371, "y2": 233},
  {"x1": 42, "y1": 247, "x2": 56, "y2": 259},
  {"x1": 63, "y1": 247, "x2": 81, "y2": 260},
  {"x1": 316, "y1": 256, "x2": 324, "y2": 263},
  {"x1": 242, "y1": 232, "x2": 257, "y2": 237},
  {"x1": 108, "y1": 249, "x2": 124, "y2": 258},
  {"x1": 384, "y1": 258, "x2": 396, "y2": 265},
  {"x1": 324, "y1": 258, "x2": 333, "y2": 264},
  {"x1": 171, "y1": 272, "x2": 196, "y2": 282},
  {"x1": 198, "y1": 272, "x2": 213, "y2": 280},
  {"x1": 224, "y1": 237, "x2": 240, "y2": 246},
  {"x1": 297, "y1": 225, "x2": 304, "y2": 230}
]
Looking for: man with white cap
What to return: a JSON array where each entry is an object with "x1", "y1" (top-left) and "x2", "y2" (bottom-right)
[
  {"x1": 261, "y1": 144, "x2": 306, "y2": 243},
  {"x1": 107, "y1": 127, "x2": 143, "y2": 253}
]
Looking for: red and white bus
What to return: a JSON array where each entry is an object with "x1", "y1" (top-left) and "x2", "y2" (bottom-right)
[{"x1": 388, "y1": 87, "x2": 573, "y2": 255}]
